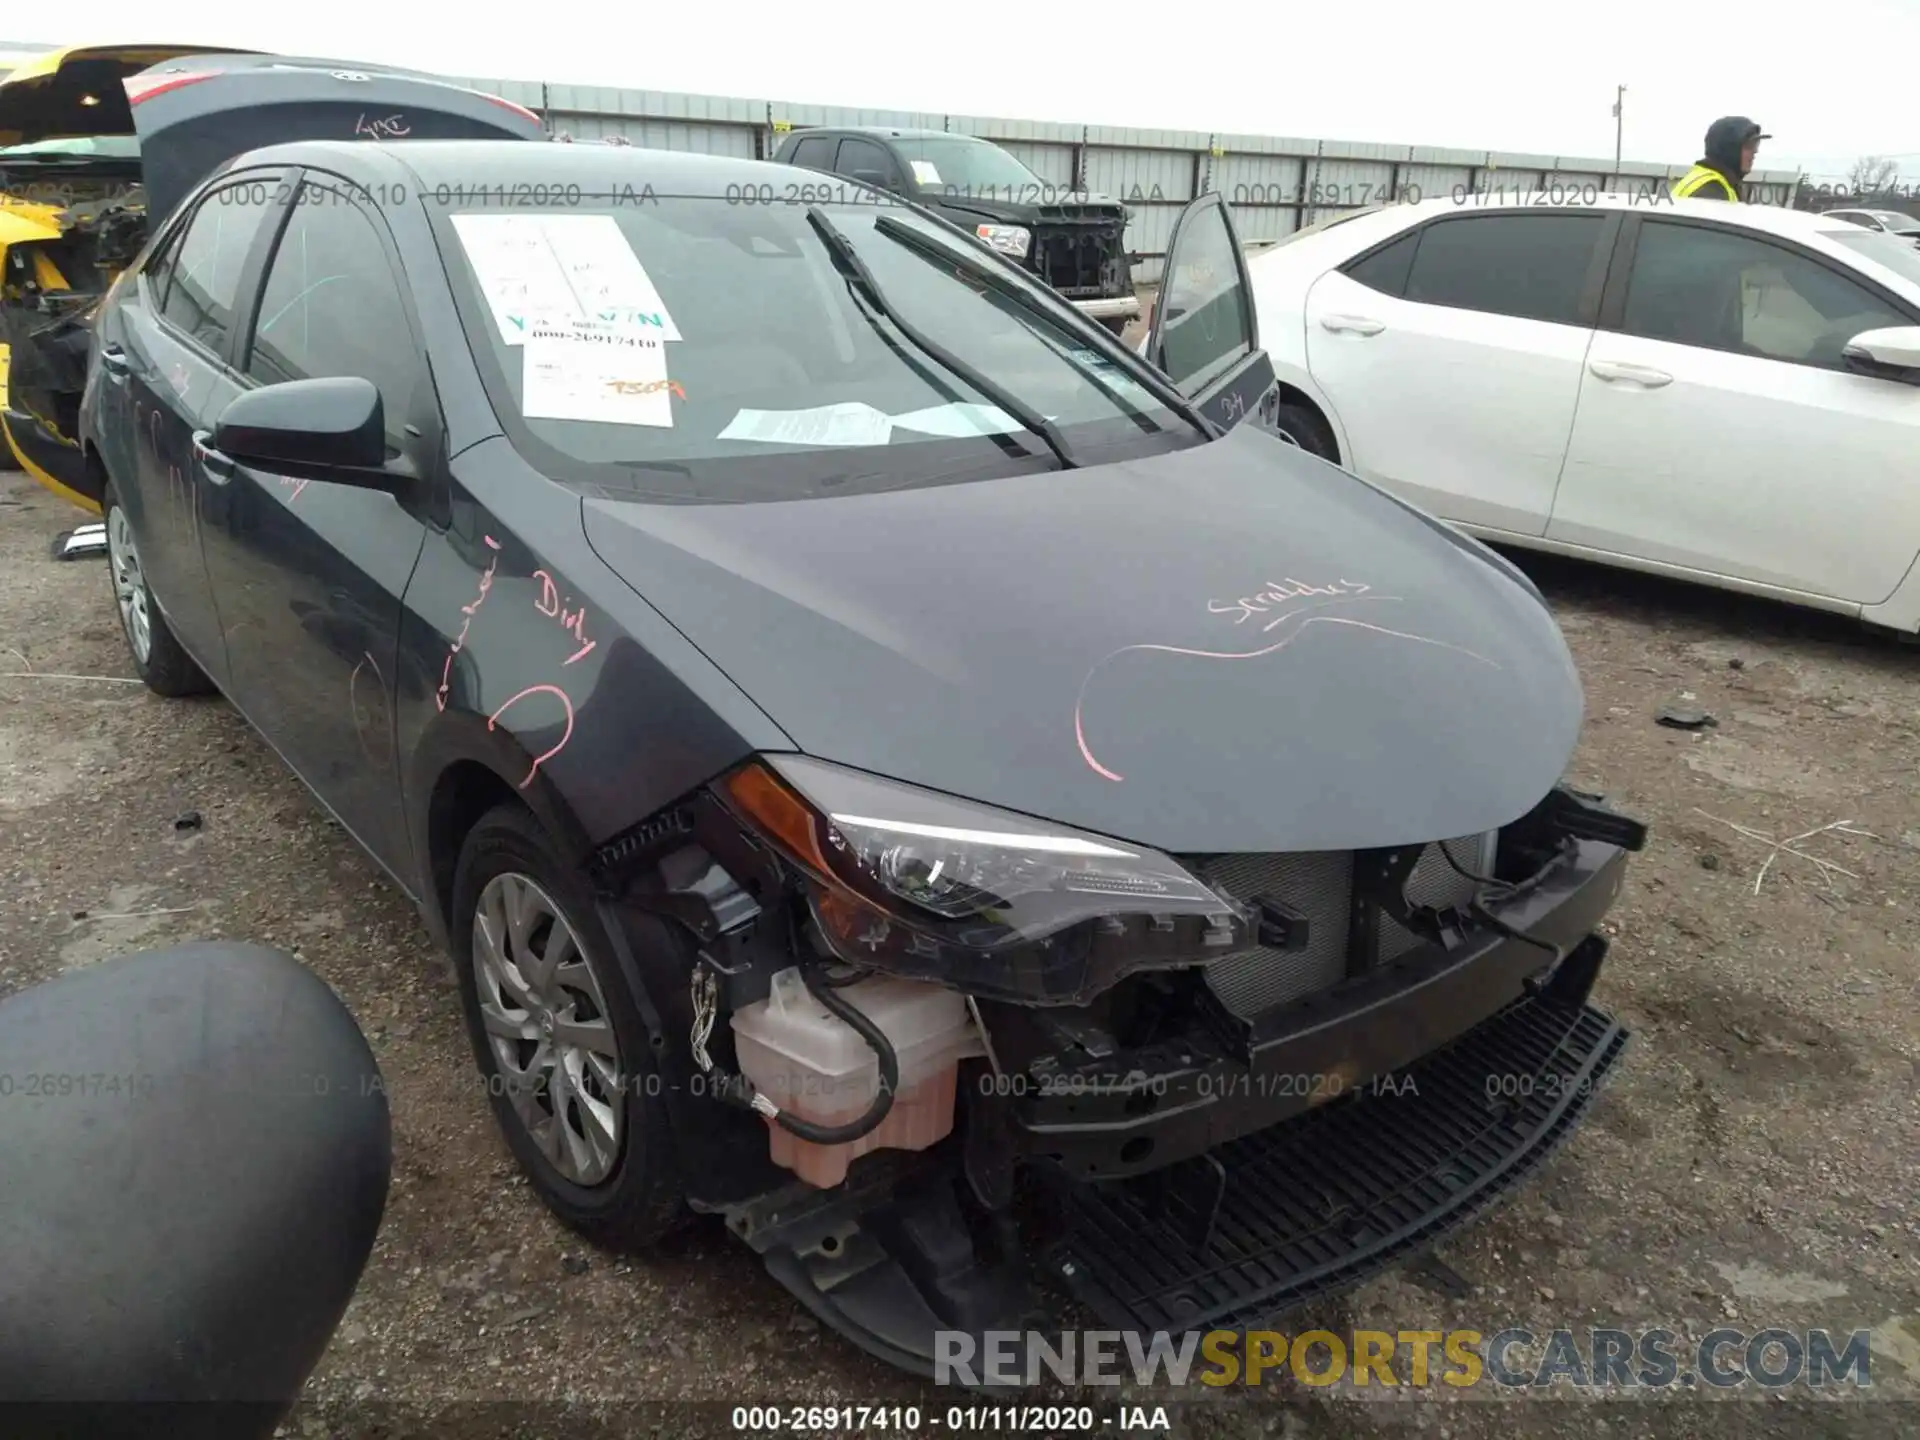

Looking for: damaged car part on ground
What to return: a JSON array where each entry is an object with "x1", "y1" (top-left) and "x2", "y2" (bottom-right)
[
  {"x1": 79, "y1": 139, "x2": 1648, "y2": 1379},
  {"x1": 0, "y1": 43, "x2": 545, "y2": 514}
]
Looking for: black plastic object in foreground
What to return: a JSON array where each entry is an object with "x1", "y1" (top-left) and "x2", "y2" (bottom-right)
[
  {"x1": 0, "y1": 942, "x2": 392, "y2": 1439},
  {"x1": 1043, "y1": 984, "x2": 1629, "y2": 1335}
]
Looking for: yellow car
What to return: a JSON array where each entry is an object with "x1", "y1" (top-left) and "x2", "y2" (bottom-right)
[{"x1": 0, "y1": 43, "x2": 545, "y2": 513}]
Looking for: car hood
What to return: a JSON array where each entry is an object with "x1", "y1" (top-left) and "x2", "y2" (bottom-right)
[
  {"x1": 0, "y1": 199, "x2": 66, "y2": 244},
  {"x1": 581, "y1": 425, "x2": 1584, "y2": 855}
]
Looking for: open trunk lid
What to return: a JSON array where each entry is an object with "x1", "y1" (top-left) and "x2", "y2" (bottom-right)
[
  {"x1": 0, "y1": 44, "x2": 262, "y2": 146},
  {"x1": 0, "y1": 55, "x2": 546, "y2": 506},
  {"x1": 125, "y1": 61, "x2": 548, "y2": 224}
]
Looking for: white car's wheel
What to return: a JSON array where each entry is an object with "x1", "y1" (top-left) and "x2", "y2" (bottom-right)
[{"x1": 1257, "y1": 393, "x2": 1337, "y2": 461}]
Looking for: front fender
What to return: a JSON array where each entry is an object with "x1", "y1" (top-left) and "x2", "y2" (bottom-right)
[
  {"x1": 394, "y1": 483, "x2": 791, "y2": 947},
  {"x1": 408, "y1": 700, "x2": 598, "y2": 872}
]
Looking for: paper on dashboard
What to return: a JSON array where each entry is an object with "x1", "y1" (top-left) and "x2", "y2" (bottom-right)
[
  {"x1": 451, "y1": 214, "x2": 584, "y2": 344},
  {"x1": 538, "y1": 215, "x2": 681, "y2": 340},
  {"x1": 522, "y1": 331, "x2": 679, "y2": 427},
  {"x1": 718, "y1": 402, "x2": 894, "y2": 447},
  {"x1": 451, "y1": 214, "x2": 682, "y2": 345},
  {"x1": 888, "y1": 402, "x2": 1023, "y2": 437}
]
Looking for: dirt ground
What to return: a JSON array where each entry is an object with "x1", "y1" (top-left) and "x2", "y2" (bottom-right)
[{"x1": 2, "y1": 463, "x2": 1916, "y2": 1440}]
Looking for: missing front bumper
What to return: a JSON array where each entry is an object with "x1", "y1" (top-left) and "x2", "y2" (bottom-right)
[
  {"x1": 722, "y1": 956, "x2": 1628, "y2": 1378},
  {"x1": 1041, "y1": 981, "x2": 1629, "y2": 1335},
  {"x1": 992, "y1": 836, "x2": 1628, "y2": 1183}
]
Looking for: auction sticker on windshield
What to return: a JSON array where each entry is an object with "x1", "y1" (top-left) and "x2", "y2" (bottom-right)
[
  {"x1": 909, "y1": 160, "x2": 942, "y2": 186},
  {"x1": 522, "y1": 331, "x2": 679, "y2": 426},
  {"x1": 450, "y1": 213, "x2": 683, "y2": 343}
]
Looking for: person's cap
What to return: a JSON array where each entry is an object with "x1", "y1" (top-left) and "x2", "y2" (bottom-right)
[{"x1": 1734, "y1": 117, "x2": 1771, "y2": 142}]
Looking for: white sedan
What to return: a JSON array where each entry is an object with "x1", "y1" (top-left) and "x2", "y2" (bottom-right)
[{"x1": 1138, "y1": 193, "x2": 1920, "y2": 634}]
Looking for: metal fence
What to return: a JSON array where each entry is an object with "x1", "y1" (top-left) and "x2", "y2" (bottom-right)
[{"x1": 449, "y1": 74, "x2": 1804, "y2": 284}]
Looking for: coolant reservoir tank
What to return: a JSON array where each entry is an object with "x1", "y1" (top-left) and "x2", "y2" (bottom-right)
[{"x1": 729, "y1": 967, "x2": 983, "y2": 1189}]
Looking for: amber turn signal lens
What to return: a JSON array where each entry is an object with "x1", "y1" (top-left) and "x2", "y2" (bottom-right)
[{"x1": 723, "y1": 762, "x2": 839, "y2": 879}]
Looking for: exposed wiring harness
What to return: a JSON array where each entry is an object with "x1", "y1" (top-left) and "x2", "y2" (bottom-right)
[{"x1": 1431, "y1": 835, "x2": 1569, "y2": 967}]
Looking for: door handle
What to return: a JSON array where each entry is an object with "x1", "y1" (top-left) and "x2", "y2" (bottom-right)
[
  {"x1": 1320, "y1": 314, "x2": 1385, "y2": 335},
  {"x1": 99, "y1": 345, "x2": 130, "y2": 377},
  {"x1": 191, "y1": 430, "x2": 234, "y2": 483},
  {"x1": 1588, "y1": 359, "x2": 1673, "y2": 387}
]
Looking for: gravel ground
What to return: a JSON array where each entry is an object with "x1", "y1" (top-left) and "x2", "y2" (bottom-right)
[{"x1": 2, "y1": 463, "x2": 1916, "y2": 1440}]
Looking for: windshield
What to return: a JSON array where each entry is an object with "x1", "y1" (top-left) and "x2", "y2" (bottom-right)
[
  {"x1": 886, "y1": 137, "x2": 1055, "y2": 198},
  {"x1": 1871, "y1": 210, "x2": 1918, "y2": 229},
  {"x1": 1825, "y1": 229, "x2": 1920, "y2": 288},
  {"x1": 432, "y1": 195, "x2": 1194, "y2": 502}
]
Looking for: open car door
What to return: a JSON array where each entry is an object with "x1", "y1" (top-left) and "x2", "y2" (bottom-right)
[{"x1": 1143, "y1": 190, "x2": 1274, "y2": 432}]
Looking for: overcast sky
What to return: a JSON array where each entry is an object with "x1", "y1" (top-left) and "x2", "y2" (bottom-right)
[{"x1": 14, "y1": 3, "x2": 1918, "y2": 182}]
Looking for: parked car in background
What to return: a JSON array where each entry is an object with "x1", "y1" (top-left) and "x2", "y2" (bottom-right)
[
  {"x1": 82, "y1": 137, "x2": 1641, "y2": 1377},
  {"x1": 0, "y1": 43, "x2": 263, "y2": 481},
  {"x1": 0, "y1": 44, "x2": 545, "y2": 513},
  {"x1": 775, "y1": 125, "x2": 1139, "y2": 334},
  {"x1": 1823, "y1": 207, "x2": 1920, "y2": 243},
  {"x1": 1148, "y1": 191, "x2": 1920, "y2": 636}
]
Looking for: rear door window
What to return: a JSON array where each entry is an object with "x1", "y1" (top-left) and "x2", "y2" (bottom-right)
[
  {"x1": 1403, "y1": 212, "x2": 1607, "y2": 326},
  {"x1": 157, "y1": 183, "x2": 278, "y2": 355}
]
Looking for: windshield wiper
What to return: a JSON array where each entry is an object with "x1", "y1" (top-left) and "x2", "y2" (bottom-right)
[
  {"x1": 804, "y1": 205, "x2": 1076, "y2": 469},
  {"x1": 871, "y1": 212, "x2": 1213, "y2": 441}
]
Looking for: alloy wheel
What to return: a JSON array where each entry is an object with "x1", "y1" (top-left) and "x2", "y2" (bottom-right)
[
  {"x1": 106, "y1": 507, "x2": 152, "y2": 664},
  {"x1": 470, "y1": 872, "x2": 625, "y2": 1185}
]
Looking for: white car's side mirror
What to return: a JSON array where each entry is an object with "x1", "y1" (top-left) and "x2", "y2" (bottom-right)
[{"x1": 1842, "y1": 325, "x2": 1920, "y2": 384}]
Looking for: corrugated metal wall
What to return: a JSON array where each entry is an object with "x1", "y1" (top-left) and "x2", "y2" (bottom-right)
[{"x1": 453, "y1": 75, "x2": 1804, "y2": 284}]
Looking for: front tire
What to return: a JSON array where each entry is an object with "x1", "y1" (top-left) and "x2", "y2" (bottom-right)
[
  {"x1": 104, "y1": 486, "x2": 213, "y2": 697},
  {"x1": 450, "y1": 802, "x2": 686, "y2": 1248}
]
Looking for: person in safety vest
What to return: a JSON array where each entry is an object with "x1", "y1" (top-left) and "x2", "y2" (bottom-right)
[{"x1": 1671, "y1": 117, "x2": 1769, "y2": 201}]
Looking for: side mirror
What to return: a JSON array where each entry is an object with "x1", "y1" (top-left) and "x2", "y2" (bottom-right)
[
  {"x1": 214, "y1": 377, "x2": 392, "y2": 477},
  {"x1": 1842, "y1": 325, "x2": 1920, "y2": 385},
  {"x1": 850, "y1": 168, "x2": 891, "y2": 192}
]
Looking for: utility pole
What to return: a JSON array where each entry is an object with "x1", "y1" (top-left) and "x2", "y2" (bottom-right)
[{"x1": 1612, "y1": 85, "x2": 1626, "y2": 180}]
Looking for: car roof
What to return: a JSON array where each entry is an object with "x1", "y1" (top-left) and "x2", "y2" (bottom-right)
[{"x1": 236, "y1": 137, "x2": 805, "y2": 196}]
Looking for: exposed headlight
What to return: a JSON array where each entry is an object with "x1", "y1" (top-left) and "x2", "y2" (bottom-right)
[
  {"x1": 719, "y1": 755, "x2": 1245, "y2": 1005},
  {"x1": 974, "y1": 223, "x2": 1031, "y2": 259}
]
